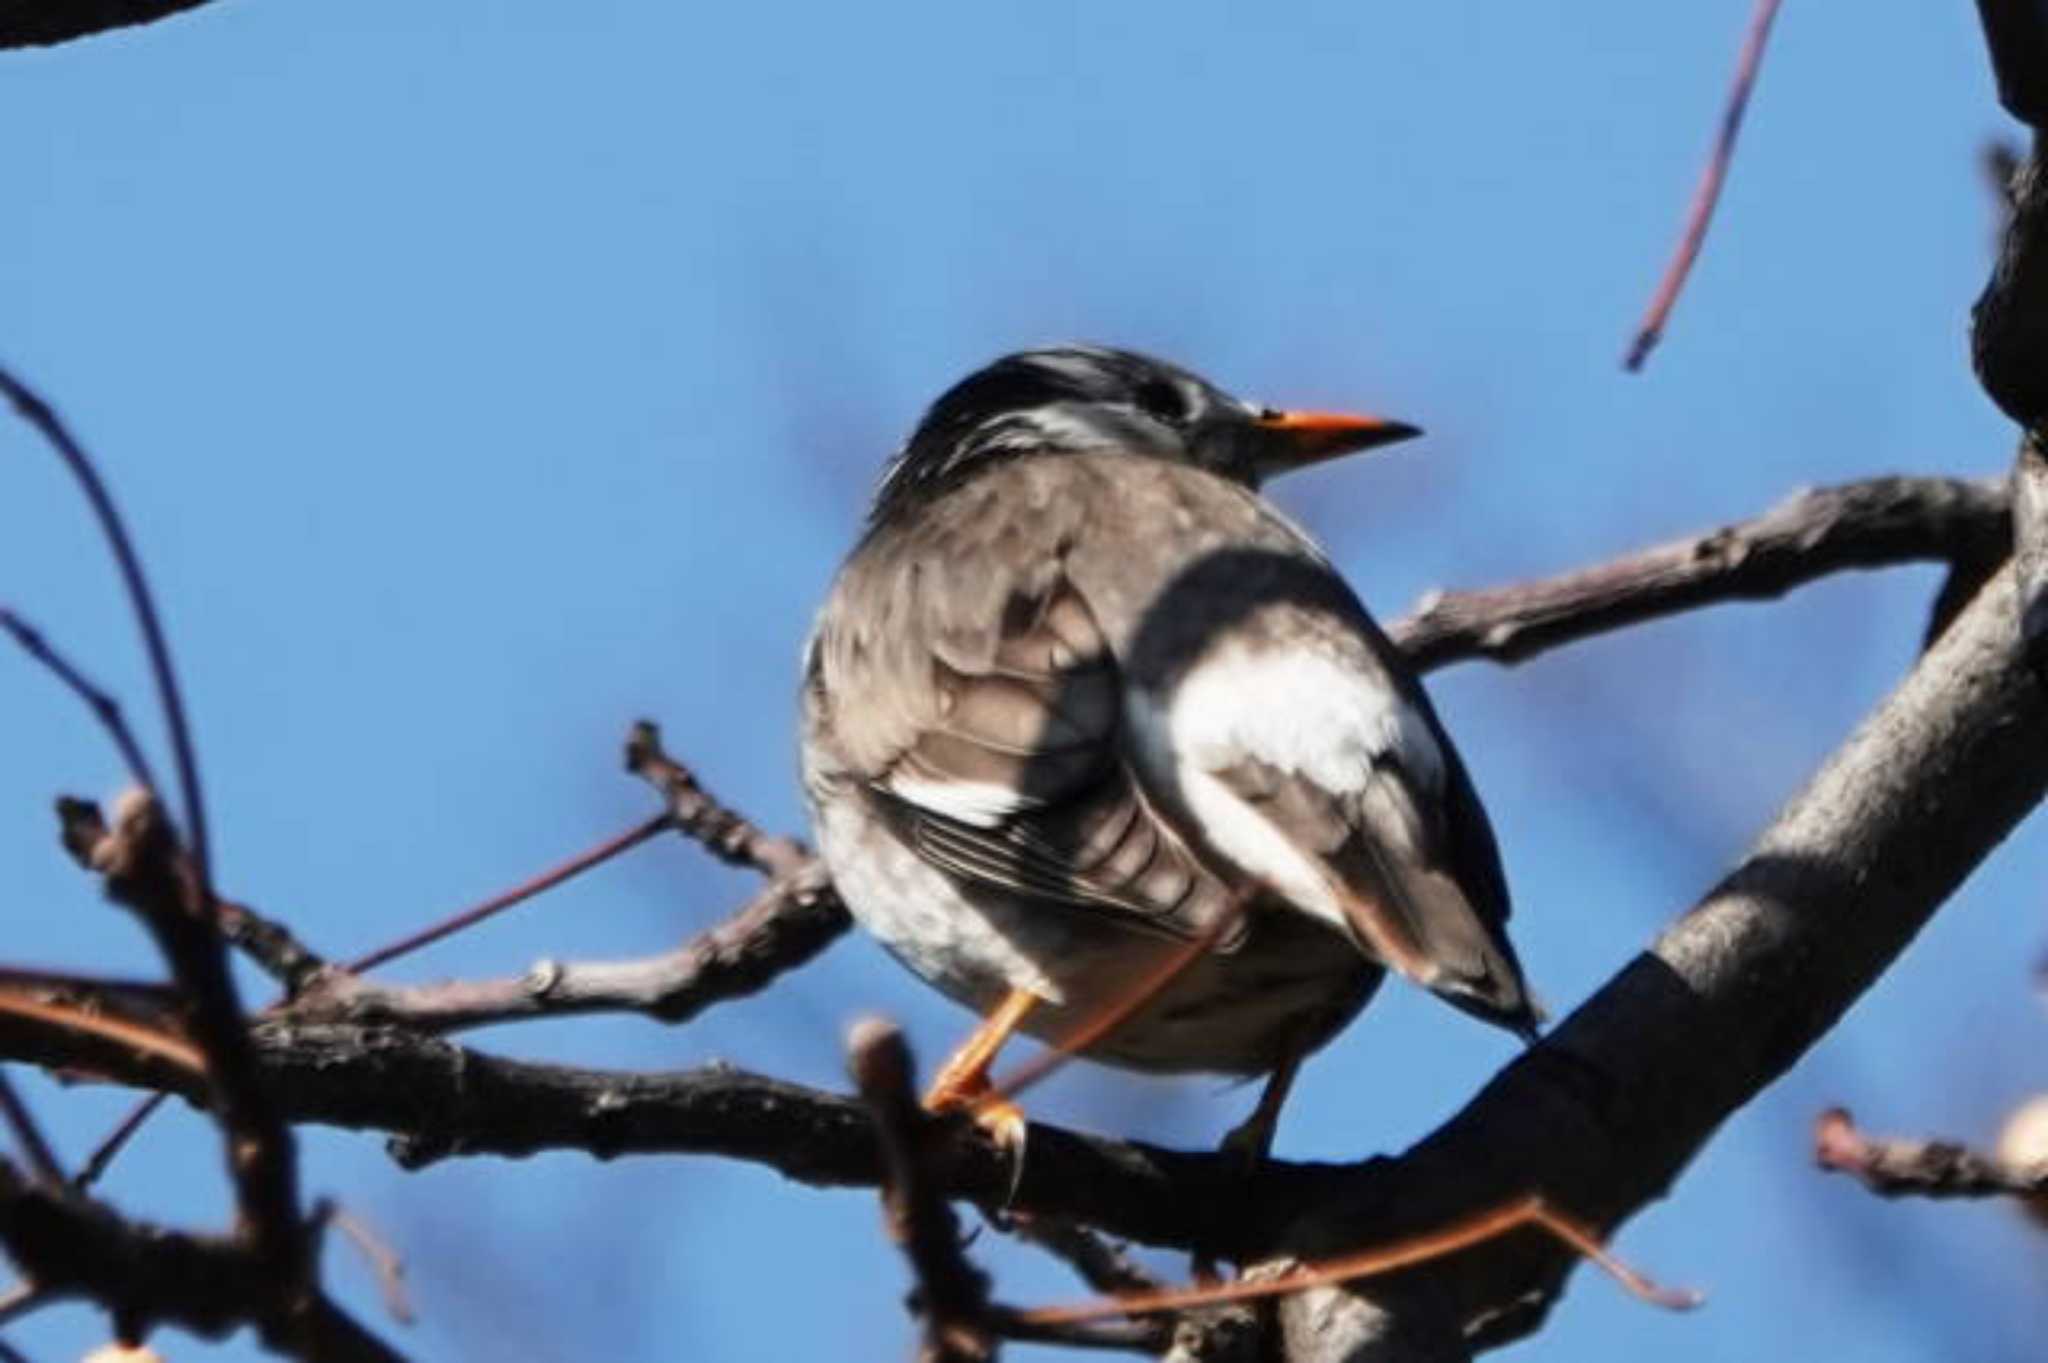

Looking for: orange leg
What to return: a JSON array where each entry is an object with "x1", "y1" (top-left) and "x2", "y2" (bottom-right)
[
  {"x1": 923, "y1": 987, "x2": 1039, "y2": 1112},
  {"x1": 924, "y1": 988, "x2": 1038, "y2": 1197}
]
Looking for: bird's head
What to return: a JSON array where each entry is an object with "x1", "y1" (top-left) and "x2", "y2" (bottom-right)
[{"x1": 873, "y1": 345, "x2": 1420, "y2": 518}]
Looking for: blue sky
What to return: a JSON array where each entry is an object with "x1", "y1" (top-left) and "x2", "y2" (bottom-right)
[{"x1": 3, "y1": 3, "x2": 2044, "y2": 1359}]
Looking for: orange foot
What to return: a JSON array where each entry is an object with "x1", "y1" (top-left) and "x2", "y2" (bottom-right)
[{"x1": 924, "y1": 989, "x2": 1037, "y2": 1200}]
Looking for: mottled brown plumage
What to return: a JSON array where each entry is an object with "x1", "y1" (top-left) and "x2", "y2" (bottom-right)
[{"x1": 801, "y1": 347, "x2": 1532, "y2": 1083}]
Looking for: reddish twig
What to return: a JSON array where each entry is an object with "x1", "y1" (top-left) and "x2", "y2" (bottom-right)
[
  {"x1": 343, "y1": 812, "x2": 673, "y2": 975},
  {"x1": 1622, "y1": 0, "x2": 1785, "y2": 371},
  {"x1": 1017, "y1": 1195, "x2": 1698, "y2": 1328},
  {"x1": 291, "y1": 864, "x2": 846, "y2": 1032},
  {"x1": 1814, "y1": 1107, "x2": 2048, "y2": 1200},
  {"x1": 0, "y1": 364, "x2": 213, "y2": 902}
]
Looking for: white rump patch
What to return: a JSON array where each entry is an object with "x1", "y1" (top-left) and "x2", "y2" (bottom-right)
[{"x1": 1125, "y1": 642, "x2": 1446, "y2": 933}]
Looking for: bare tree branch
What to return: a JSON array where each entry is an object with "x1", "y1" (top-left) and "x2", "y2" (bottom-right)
[
  {"x1": 288, "y1": 862, "x2": 846, "y2": 1033},
  {"x1": 0, "y1": 1, "x2": 215, "y2": 49},
  {"x1": 1389, "y1": 476, "x2": 2010, "y2": 669},
  {"x1": 1971, "y1": 5, "x2": 2048, "y2": 667},
  {"x1": 266, "y1": 476, "x2": 2014, "y2": 1042},
  {"x1": 0, "y1": 607, "x2": 160, "y2": 795},
  {"x1": 1813, "y1": 1107, "x2": 2048, "y2": 1201},
  {"x1": 341, "y1": 812, "x2": 674, "y2": 976},
  {"x1": 0, "y1": 1075, "x2": 62, "y2": 1189},
  {"x1": 626, "y1": 720, "x2": 813, "y2": 878},
  {"x1": 0, "y1": 1158, "x2": 401, "y2": 1361},
  {"x1": 4, "y1": 544, "x2": 2020, "y2": 1363},
  {"x1": 0, "y1": 364, "x2": 214, "y2": 904},
  {"x1": 1622, "y1": 0, "x2": 1784, "y2": 371},
  {"x1": 849, "y1": 1018, "x2": 995, "y2": 1363},
  {"x1": 58, "y1": 791, "x2": 402, "y2": 1361}
]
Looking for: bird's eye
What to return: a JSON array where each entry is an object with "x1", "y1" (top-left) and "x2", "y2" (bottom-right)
[{"x1": 1134, "y1": 379, "x2": 1188, "y2": 423}]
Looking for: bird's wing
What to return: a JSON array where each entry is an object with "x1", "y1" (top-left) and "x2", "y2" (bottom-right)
[
  {"x1": 807, "y1": 505, "x2": 1244, "y2": 947},
  {"x1": 1128, "y1": 591, "x2": 1533, "y2": 1032}
]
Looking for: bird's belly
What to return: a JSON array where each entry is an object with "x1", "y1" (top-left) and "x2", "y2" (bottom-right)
[{"x1": 813, "y1": 791, "x2": 1378, "y2": 1075}]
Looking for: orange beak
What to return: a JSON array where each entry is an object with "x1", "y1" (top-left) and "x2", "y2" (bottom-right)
[{"x1": 1254, "y1": 409, "x2": 1422, "y2": 467}]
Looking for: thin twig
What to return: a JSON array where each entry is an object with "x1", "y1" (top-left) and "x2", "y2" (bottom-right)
[
  {"x1": 983, "y1": 1308, "x2": 1164, "y2": 1354},
  {"x1": 849, "y1": 1018, "x2": 995, "y2": 1363},
  {"x1": 290, "y1": 864, "x2": 846, "y2": 1032},
  {"x1": 316, "y1": 1200, "x2": 416, "y2": 1326},
  {"x1": 1016, "y1": 1196, "x2": 1698, "y2": 1327},
  {"x1": 1391, "y1": 476, "x2": 2010, "y2": 671},
  {"x1": 627, "y1": 721, "x2": 812, "y2": 878},
  {"x1": 0, "y1": 1071, "x2": 64, "y2": 1189},
  {"x1": 344, "y1": 812, "x2": 673, "y2": 975},
  {"x1": 1009, "y1": 1217, "x2": 1163, "y2": 1299},
  {"x1": 0, "y1": 365, "x2": 212, "y2": 901},
  {"x1": 1622, "y1": 0, "x2": 1785, "y2": 371},
  {"x1": 73, "y1": 1093, "x2": 169, "y2": 1192},
  {"x1": 0, "y1": 608, "x2": 159, "y2": 793},
  {"x1": 1814, "y1": 1107, "x2": 2048, "y2": 1200}
]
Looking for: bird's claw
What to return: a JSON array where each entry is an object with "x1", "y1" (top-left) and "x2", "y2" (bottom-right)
[{"x1": 924, "y1": 1078, "x2": 1029, "y2": 1205}]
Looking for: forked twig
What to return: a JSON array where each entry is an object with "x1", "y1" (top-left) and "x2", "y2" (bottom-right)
[
  {"x1": 0, "y1": 364, "x2": 213, "y2": 899},
  {"x1": 1622, "y1": 0, "x2": 1786, "y2": 371},
  {"x1": 0, "y1": 607, "x2": 160, "y2": 793}
]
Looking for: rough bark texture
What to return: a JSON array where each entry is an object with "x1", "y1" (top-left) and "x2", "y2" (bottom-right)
[{"x1": 1390, "y1": 476, "x2": 2010, "y2": 669}]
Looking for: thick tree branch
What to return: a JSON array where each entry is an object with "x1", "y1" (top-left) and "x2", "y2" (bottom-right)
[
  {"x1": 1971, "y1": 6, "x2": 2048, "y2": 666},
  {"x1": 0, "y1": 1, "x2": 214, "y2": 50},
  {"x1": 53, "y1": 792, "x2": 401, "y2": 1361},
  {"x1": 0, "y1": 1159, "x2": 400, "y2": 1361},
  {"x1": 1389, "y1": 476, "x2": 2010, "y2": 669}
]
